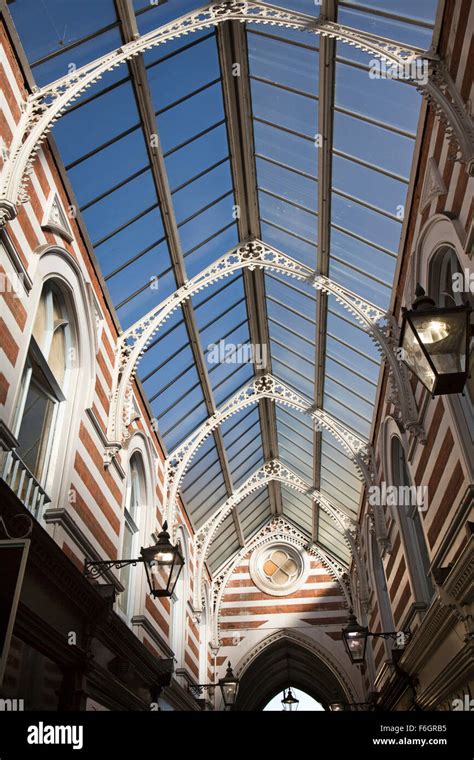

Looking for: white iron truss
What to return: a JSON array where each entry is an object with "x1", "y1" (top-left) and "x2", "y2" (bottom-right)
[
  {"x1": 192, "y1": 459, "x2": 365, "y2": 614},
  {"x1": 165, "y1": 372, "x2": 372, "y2": 535},
  {"x1": 1, "y1": 0, "x2": 472, "y2": 228},
  {"x1": 207, "y1": 514, "x2": 352, "y2": 647},
  {"x1": 102, "y1": 239, "x2": 423, "y2": 467}
]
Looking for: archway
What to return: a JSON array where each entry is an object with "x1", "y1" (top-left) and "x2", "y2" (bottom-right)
[{"x1": 234, "y1": 636, "x2": 349, "y2": 712}]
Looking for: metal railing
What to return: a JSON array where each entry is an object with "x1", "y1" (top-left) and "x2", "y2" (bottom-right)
[{"x1": 1, "y1": 449, "x2": 51, "y2": 518}]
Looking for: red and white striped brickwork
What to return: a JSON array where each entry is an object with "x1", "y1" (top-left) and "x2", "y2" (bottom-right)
[
  {"x1": 357, "y1": 0, "x2": 473, "y2": 692},
  {"x1": 215, "y1": 556, "x2": 348, "y2": 673},
  {"x1": 0, "y1": 18, "x2": 201, "y2": 683}
]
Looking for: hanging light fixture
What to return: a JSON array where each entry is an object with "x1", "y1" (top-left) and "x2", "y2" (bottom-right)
[
  {"x1": 342, "y1": 612, "x2": 411, "y2": 666},
  {"x1": 140, "y1": 521, "x2": 185, "y2": 598},
  {"x1": 218, "y1": 662, "x2": 239, "y2": 709},
  {"x1": 84, "y1": 521, "x2": 184, "y2": 599},
  {"x1": 281, "y1": 687, "x2": 299, "y2": 712},
  {"x1": 342, "y1": 612, "x2": 369, "y2": 665},
  {"x1": 281, "y1": 652, "x2": 299, "y2": 711},
  {"x1": 399, "y1": 284, "x2": 472, "y2": 396}
]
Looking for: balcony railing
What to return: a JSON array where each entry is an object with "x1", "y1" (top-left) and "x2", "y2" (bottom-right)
[{"x1": 1, "y1": 449, "x2": 51, "y2": 518}]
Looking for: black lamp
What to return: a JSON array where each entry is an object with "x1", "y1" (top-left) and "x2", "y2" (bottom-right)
[
  {"x1": 342, "y1": 612, "x2": 368, "y2": 665},
  {"x1": 399, "y1": 284, "x2": 471, "y2": 396},
  {"x1": 342, "y1": 613, "x2": 411, "y2": 666},
  {"x1": 84, "y1": 521, "x2": 184, "y2": 599},
  {"x1": 281, "y1": 687, "x2": 299, "y2": 711},
  {"x1": 218, "y1": 662, "x2": 239, "y2": 709},
  {"x1": 141, "y1": 521, "x2": 185, "y2": 598}
]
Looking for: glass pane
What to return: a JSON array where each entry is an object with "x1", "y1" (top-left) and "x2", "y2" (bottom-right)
[
  {"x1": 254, "y1": 120, "x2": 317, "y2": 177},
  {"x1": 158, "y1": 83, "x2": 225, "y2": 154},
  {"x1": 83, "y1": 171, "x2": 158, "y2": 244},
  {"x1": 335, "y1": 60, "x2": 422, "y2": 133},
  {"x1": 251, "y1": 78, "x2": 318, "y2": 138},
  {"x1": 332, "y1": 154, "x2": 408, "y2": 216},
  {"x1": 334, "y1": 110, "x2": 415, "y2": 176},
  {"x1": 9, "y1": 0, "x2": 117, "y2": 64},
  {"x1": 166, "y1": 123, "x2": 229, "y2": 191},
  {"x1": 54, "y1": 81, "x2": 140, "y2": 165},
  {"x1": 173, "y1": 161, "x2": 233, "y2": 225},
  {"x1": 338, "y1": 5, "x2": 435, "y2": 48},
  {"x1": 149, "y1": 35, "x2": 220, "y2": 112},
  {"x1": 16, "y1": 375, "x2": 55, "y2": 481},
  {"x1": 69, "y1": 130, "x2": 149, "y2": 209},
  {"x1": 331, "y1": 193, "x2": 402, "y2": 253},
  {"x1": 257, "y1": 156, "x2": 318, "y2": 212},
  {"x1": 33, "y1": 27, "x2": 123, "y2": 87},
  {"x1": 248, "y1": 31, "x2": 319, "y2": 94}
]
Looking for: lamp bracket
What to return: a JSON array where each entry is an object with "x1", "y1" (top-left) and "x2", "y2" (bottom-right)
[{"x1": 84, "y1": 558, "x2": 143, "y2": 581}]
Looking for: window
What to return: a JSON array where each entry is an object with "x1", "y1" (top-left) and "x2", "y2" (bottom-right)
[
  {"x1": 391, "y1": 437, "x2": 433, "y2": 607},
  {"x1": 118, "y1": 453, "x2": 144, "y2": 617},
  {"x1": 263, "y1": 548, "x2": 299, "y2": 587},
  {"x1": 14, "y1": 282, "x2": 73, "y2": 486},
  {"x1": 249, "y1": 543, "x2": 307, "y2": 596}
]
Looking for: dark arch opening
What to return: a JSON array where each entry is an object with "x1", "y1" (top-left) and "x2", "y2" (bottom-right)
[{"x1": 234, "y1": 637, "x2": 348, "y2": 711}]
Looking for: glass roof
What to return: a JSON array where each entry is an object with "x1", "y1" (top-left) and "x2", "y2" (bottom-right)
[{"x1": 9, "y1": 0, "x2": 438, "y2": 572}]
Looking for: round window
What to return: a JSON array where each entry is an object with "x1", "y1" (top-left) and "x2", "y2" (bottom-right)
[{"x1": 249, "y1": 543, "x2": 308, "y2": 597}]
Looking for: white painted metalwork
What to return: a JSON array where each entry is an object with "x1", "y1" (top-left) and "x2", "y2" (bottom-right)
[
  {"x1": 101, "y1": 239, "x2": 423, "y2": 464},
  {"x1": 1, "y1": 2, "x2": 472, "y2": 228},
  {"x1": 165, "y1": 372, "x2": 371, "y2": 533},
  {"x1": 208, "y1": 514, "x2": 352, "y2": 646},
  {"x1": 193, "y1": 459, "x2": 357, "y2": 607}
]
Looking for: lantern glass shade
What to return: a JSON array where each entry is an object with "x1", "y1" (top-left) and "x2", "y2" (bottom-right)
[
  {"x1": 400, "y1": 301, "x2": 471, "y2": 396},
  {"x1": 141, "y1": 522, "x2": 184, "y2": 598},
  {"x1": 342, "y1": 614, "x2": 368, "y2": 665},
  {"x1": 329, "y1": 702, "x2": 345, "y2": 712},
  {"x1": 281, "y1": 688, "x2": 299, "y2": 711},
  {"x1": 219, "y1": 662, "x2": 239, "y2": 708}
]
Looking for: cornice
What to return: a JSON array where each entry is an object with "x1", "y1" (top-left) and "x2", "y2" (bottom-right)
[{"x1": 43, "y1": 506, "x2": 125, "y2": 592}]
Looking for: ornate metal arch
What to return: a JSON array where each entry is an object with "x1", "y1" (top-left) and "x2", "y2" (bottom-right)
[
  {"x1": 193, "y1": 459, "x2": 358, "y2": 609},
  {"x1": 210, "y1": 515, "x2": 352, "y2": 646},
  {"x1": 165, "y1": 372, "x2": 371, "y2": 534},
  {"x1": 1, "y1": 0, "x2": 473, "y2": 227},
  {"x1": 99, "y1": 239, "x2": 422, "y2": 465}
]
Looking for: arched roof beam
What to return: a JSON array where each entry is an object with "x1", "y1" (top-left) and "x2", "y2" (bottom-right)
[
  {"x1": 1, "y1": 0, "x2": 472, "y2": 227},
  {"x1": 101, "y1": 239, "x2": 422, "y2": 465},
  {"x1": 165, "y1": 372, "x2": 370, "y2": 534},
  {"x1": 193, "y1": 459, "x2": 359, "y2": 610}
]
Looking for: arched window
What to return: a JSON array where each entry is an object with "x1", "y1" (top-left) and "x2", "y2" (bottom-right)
[
  {"x1": 13, "y1": 281, "x2": 75, "y2": 490},
  {"x1": 171, "y1": 530, "x2": 188, "y2": 666},
  {"x1": 391, "y1": 437, "x2": 433, "y2": 607},
  {"x1": 429, "y1": 245, "x2": 473, "y2": 405},
  {"x1": 118, "y1": 453, "x2": 145, "y2": 618}
]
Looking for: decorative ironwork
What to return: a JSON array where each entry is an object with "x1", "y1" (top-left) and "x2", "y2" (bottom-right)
[
  {"x1": 84, "y1": 558, "x2": 142, "y2": 581},
  {"x1": 193, "y1": 459, "x2": 358, "y2": 609},
  {"x1": 165, "y1": 373, "x2": 371, "y2": 535},
  {"x1": 1, "y1": 0, "x2": 471, "y2": 229},
  {"x1": 209, "y1": 515, "x2": 353, "y2": 645},
  {"x1": 0, "y1": 512, "x2": 33, "y2": 540},
  {"x1": 99, "y1": 240, "x2": 423, "y2": 461}
]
